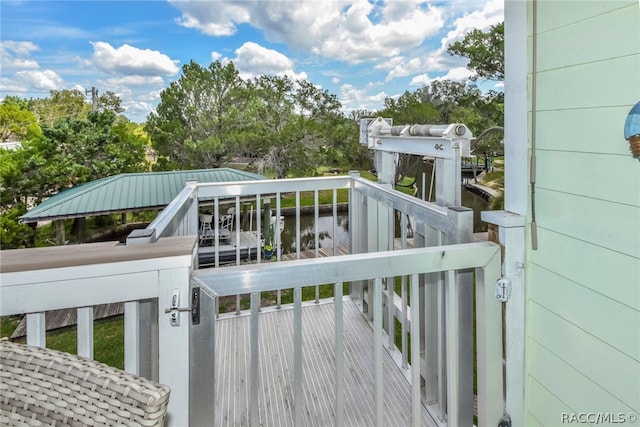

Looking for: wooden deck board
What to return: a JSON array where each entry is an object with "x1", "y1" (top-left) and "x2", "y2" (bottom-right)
[{"x1": 214, "y1": 298, "x2": 438, "y2": 426}]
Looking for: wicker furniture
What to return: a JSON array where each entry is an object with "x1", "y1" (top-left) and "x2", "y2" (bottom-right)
[{"x1": 0, "y1": 340, "x2": 170, "y2": 426}]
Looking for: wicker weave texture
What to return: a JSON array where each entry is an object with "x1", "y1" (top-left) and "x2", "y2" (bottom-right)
[{"x1": 0, "y1": 340, "x2": 170, "y2": 426}]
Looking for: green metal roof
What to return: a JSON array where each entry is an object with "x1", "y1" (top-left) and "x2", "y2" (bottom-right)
[{"x1": 21, "y1": 168, "x2": 266, "y2": 223}]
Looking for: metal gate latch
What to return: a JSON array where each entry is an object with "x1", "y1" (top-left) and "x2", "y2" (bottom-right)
[
  {"x1": 165, "y1": 289, "x2": 194, "y2": 326},
  {"x1": 495, "y1": 277, "x2": 512, "y2": 303}
]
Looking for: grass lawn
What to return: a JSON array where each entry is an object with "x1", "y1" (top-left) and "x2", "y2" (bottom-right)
[{"x1": 1, "y1": 315, "x2": 125, "y2": 370}]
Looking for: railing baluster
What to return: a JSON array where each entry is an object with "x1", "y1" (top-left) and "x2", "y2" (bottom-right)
[
  {"x1": 293, "y1": 287, "x2": 303, "y2": 426},
  {"x1": 314, "y1": 190, "x2": 320, "y2": 303},
  {"x1": 410, "y1": 274, "x2": 421, "y2": 427},
  {"x1": 256, "y1": 194, "x2": 262, "y2": 264},
  {"x1": 401, "y1": 274, "x2": 408, "y2": 369},
  {"x1": 250, "y1": 292, "x2": 260, "y2": 427},
  {"x1": 124, "y1": 301, "x2": 140, "y2": 374},
  {"x1": 334, "y1": 282, "x2": 344, "y2": 427},
  {"x1": 276, "y1": 192, "x2": 282, "y2": 261},
  {"x1": 437, "y1": 269, "x2": 447, "y2": 420},
  {"x1": 314, "y1": 190, "x2": 319, "y2": 258},
  {"x1": 77, "y1": 306, "x2": 94, "y2": 358},
  {"x1": 332, "y1": 189, "x2": 337, "y2": 256},
  {"x1": 235, "y1": 197, "x2": 241, "y2": 265},
  {"x1": 401, "y1": 214, "x2": 408, "y2": 369},
  {"x1": 374, "y1": 277, "x2": 384, "y2": 427},
  {"x1": 276, "y1": 192, "x2": 282, "y2": 308},
  {"x1": 214, "y1": 197, "x2": 220, "y2": 268},
  {"x1": 295, "y1": 191, "x2": 301, "y2": 259},
  {"x1": 26, "y1": 312, "x2": 45, "y2": 348},
  {"x1": 445, "y1": 269, "x2": 459, "y2": 426}
]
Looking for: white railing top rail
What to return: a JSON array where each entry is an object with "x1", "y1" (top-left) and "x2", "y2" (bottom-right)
[
  {"x1": 193, "y1": 241, "x2": 497, "y2": 297},
  {"x1": 129, "y1": 173, "x2": 462, "y2": 247},
  {"x1": 0, "y1": 236, "x2": 196, "y2": 316},
  {"x1": 144, "y1": 182, "x2": 198, "y2": 242},
  {"x1": 196, "y1": 175, "x2": 352, "y2": 199},
  {"x1": 351, "y1": 175, "x2": 451, "y2": 232}
]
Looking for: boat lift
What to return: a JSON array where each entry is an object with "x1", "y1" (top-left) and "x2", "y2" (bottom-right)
[
  {"x1": 360, "y1": 117, "x2": 472, "y2": 207},
  {"x1": 358, "y1": 118, "x2": 478, "y2": 425}
]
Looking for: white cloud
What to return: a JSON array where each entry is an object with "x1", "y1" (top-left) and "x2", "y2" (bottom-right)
[
  {"x1": 211, "y1": 51, "x2": 222, "y2": 62},
  {"x1": 1, "y1": 41, "x2": 40, "y2": 70},
  {"x1": 339, "y1": 83, "x2": 388, "y2": 111},
  {"x1": 235, "y1": 42, "x2": 293, "y2": 74},
  {"x1": 233, "y1": 42, "x2": 307, "y2": 81},
  {"x1": 170, "y1": 1, "x2": 445, "y2": 63},
  {"x1": 105, "y1": 76, "x2": 165, "y2": 87},
  {"x1": 375, "y1": 0, "x2": 504, "y2": 83},
  {"x1": 90, "y1": 42, "x2": 180, "y2": 76},
  {"x1": 409, "y1": 66, "x2": 474, "y2": 87},
  {"x1": 441, "y1": 0, "x2": 503, "y2": 48},
  {"x1": 14, "y1": 69, "x2": 64, "y2": 90},
  {"x1": 121, "y1": 100, "x2": 155, "y2": 122},
  {"x1": 2, "y1": 41, "x2": 39, "y2": 56}
]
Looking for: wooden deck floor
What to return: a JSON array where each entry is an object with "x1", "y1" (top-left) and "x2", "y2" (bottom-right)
[{"x1": 214, "y1": 297, "x2": 438, "y2": 426}]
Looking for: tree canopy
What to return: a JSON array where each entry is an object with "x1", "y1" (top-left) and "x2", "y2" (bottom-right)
[
  {"x1": 146, "y1": 61, "x2": 364, "y2": 178},
  {"x1": 447, "y1": 22, "x2": 504, "y2": 81},
  {"x1": 0, "y1": 94, "x2": 149, "y2": 249}
]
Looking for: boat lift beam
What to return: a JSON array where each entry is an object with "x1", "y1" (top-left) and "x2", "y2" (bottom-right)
[{"x1": 360, "y1": 117, "x2": 472, "y2": 207}]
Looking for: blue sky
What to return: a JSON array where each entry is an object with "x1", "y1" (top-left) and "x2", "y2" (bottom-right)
[{"x1": 1, "y1": 0, "x2": 503, "y2": 123}]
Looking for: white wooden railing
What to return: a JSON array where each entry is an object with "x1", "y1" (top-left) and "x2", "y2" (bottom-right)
[
  {"x1": 1, "y1": 174, "x2": 504, "y2": 426},
  {"x1": 0, "y1": 236, "x2": 197, "y2": 426}
]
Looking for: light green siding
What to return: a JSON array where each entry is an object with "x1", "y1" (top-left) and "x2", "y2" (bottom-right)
[{"x1": 524, "y1": 1, "x2": 640, "y2": 424}]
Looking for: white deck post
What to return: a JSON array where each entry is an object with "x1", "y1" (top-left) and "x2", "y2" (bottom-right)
[
  {"x1": 158, "y1": 266, "x2": 191, "y2": 427},
  {"x1": 476, "y1": 250, "x2": 505, "y2": 426}
]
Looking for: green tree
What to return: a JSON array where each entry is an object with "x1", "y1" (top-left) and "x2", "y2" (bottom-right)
[
  {"x1": 447, "y1": 22, "x2": 504, "y2": 81},
  {"x1": 1, "y1": 110, "x2": 147, "y2": 209},
  {"x1": 259, "y1": 79, "x2": 352, "y2": 178},
  {"x1": 98, "y1": 90, "x2": 126, "y2": 114},
  {"x1": 0, "y1": 97, "x2": 41, "y2": 141},
  {"x1": 29, "y1": 89, "x2": 91, "y2": 126},
  {"x1": 145, "y1": 60, "x2": 247, "y2": 169},
  {"x1": 378, "y1": 91, "x2": 440, "y2": 125},
  {"x1": 0, "y1": 204, "x2": 35, "y2": 249}
]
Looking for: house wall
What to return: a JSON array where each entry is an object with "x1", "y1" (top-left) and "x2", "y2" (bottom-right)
[{"x1": 525, "y1": 1, "x2": 640, "y2": 425}]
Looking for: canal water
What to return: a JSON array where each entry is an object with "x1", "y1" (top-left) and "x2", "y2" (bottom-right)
[{"x1": 278, "y1": 162, "x2": 490, "y2": 254}]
